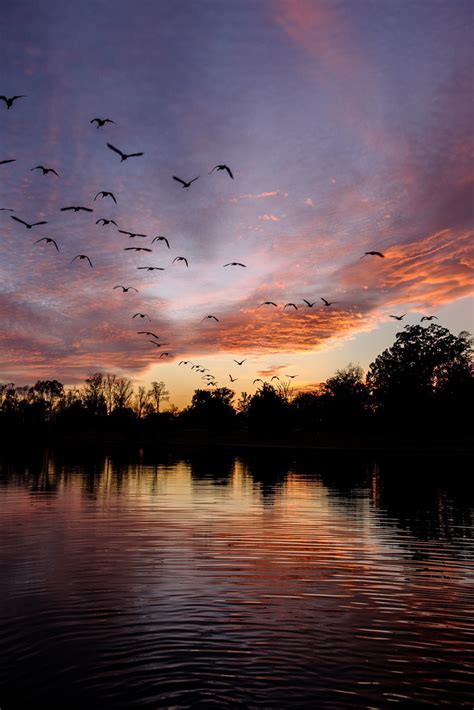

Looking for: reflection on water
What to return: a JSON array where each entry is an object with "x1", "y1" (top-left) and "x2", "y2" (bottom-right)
[{"x1": 0, "y1": 449, "x2": 473, "y2": 708}]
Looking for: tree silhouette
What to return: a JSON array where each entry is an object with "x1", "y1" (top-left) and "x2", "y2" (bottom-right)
[
  {"x1": 247, "y1": 383, "x2": 291, "y2": 437},
  {"x1": 148, "y1": 381, "x2": 170, "y2": 413},
  {"x1": 322, "y1": 364, "x2": 369, "y2": 429},
  {"x1": 367, "y1": 324, "x2": 473, "y2": 431},
  {"x1": 184, "y1": 387, "x2": 235, "y2": 431}
]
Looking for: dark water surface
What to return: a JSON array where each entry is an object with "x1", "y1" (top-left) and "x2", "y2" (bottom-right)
[{"x1": 0, "y1": 448, "x2": 473, "y2": 708}]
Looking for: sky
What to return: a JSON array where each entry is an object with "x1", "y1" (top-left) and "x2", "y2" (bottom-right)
[{"x1": 1, "y1": 0, "x2": 473, "y2": 407}]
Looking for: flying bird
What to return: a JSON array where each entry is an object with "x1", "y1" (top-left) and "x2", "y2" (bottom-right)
[
  {"x1": 0, "y1": 159, "x2": 16, "y2": 165},
  {"x1": 71, "y1": 254, "x2": 93, "y2": 268},
  {"x1": 152, "y1": 236, "x2": 170, "y2": 248},
  {"x1": 132, "y1": 313, "x2": 151, "y2": 321},
  {"x1": 321, "y1": 297, "x2": 338, "y2": 307},
  {"x1": 124, "y1": 247, "x2": 152, "y2": 252},
  {"x1": 96, "y1": 218, "x2": 118, "y2": 226},
  {"x1": 229, "y1": 375, "x2": 238, "y2": 382},
  {"x1": 138, "y1": 331, "x2": 160, "y2": 338},
  {"x1": 287, "y1": 375, "x2": 298, "y2": 379},
  {"x1": 113, "y1": 285, "x2": 138, "y2": 292},
  {"x1": 284, "y1": 303, "x2": 298, "y2": 310},
  {"x1": 303, "y1": 299, "x2": 316, "y2": 307},
  {"x1": 173, "y1": 256, "x2": 188, "y2": 267},
  {"x1": 33, "y1": 237, "x2": 59, "y2": 251},
  {"x1": 119, "y1": 229, "x2": 147, "y2": 238},
  {"x1": 0, "y1": 95, "x2": 25, "y2": 109},
  {"x1": 271, "y1": 376, "x2": 280, "y2": 381},
  {"x1": 61, "y1": 206, "x2": 93, "y2": 212},
  {"x1": 137, "y1": 266, "x2": 165, "y2": 271},
  {"x1": 209, "y1": 164, "x2": 234, "y2": 179},
  {"x1": 421, "y1": 315, "x2": 439, "y2": 322},
  {"x1": 179, "y1": 361, "x2": 192, "y2": 366},
  {"x1": 11, "y1": 215, "x2": 47, "y2": 229},
  {"x1": 361, "y1": 251, "x2": 385, "y2": 259},
  {"x1": 202, "y1": 315, "x2": 219, "y2": 321},
  {"x1": 149, "y1": 340, "x2": 169, "y2": 347},
  {"x1": 253, "y1": 378, "x2": 263, "y2": 384},
  {"x1": 31, "y1": 165, "x2": 59, "y2": 177},
  {"x1": 107, "y1": 143, "x2": 144, "y2": 161},
  {"x1": 94, "y1": 191, "x2": 117, "y2": 204},
  {"x1": 173, "y1": 175, "x2": 199, "y2": 188},
  {"x1": 90, "y1": 118, "x2": 116, "y2": 128},
  {"x1": 224, "y1": 262, "x2": 246, "y2": 267},
  {"x1": 234, "y1": 359, "x2": 246, "y2": 366},
  {"x1": 389, "y1": 314, "x2": 406, "y2": 321},
  {"x1": 159, "y1": 352, "x2": 171, "y2": 358},
  {"x1": 0, "y1": 207, "x2": 14, "y2": 211},
  {"x1": 260, "y1": 301, "x2": 278, "y2": 307}
]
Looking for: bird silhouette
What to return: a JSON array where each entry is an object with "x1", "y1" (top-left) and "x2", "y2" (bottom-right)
[
  {"x1": 11, "y1": 215, "x2": 47, "y2": 229},
  {"x1": 137, "y1": 266, "x2": 165, "y2": 271},
  {"x1": 96, "y1": 218, "x2": 118, "y2": 226},
  {"x1": 209, "y1": 165, "x2": 233, "y2": 179},
  {"x1": 61, "y1": 206, "x2": 93, "y2": 212},
  {"x1": 234, "y1": 359, "x2": 246, "y2": 366},
  {"x1": 152, "y1": 236, "x2": 170, "y2": 248},
  {"x1": 0, "y1": 208, "x2": 14, "y2": 211},
  {"x1": 149, "y1": 340, "x2": 169, "y2": 347},
  {"x1": 173, "y1": 175, "x2": 199, "y2": 188},
  {"x1": 119, "y1": 230, "x2": 147, "y2": 238},
  {"x1": 284, "y1": 303, "x2": 298, "y2": 310},
  {"x1": 94, "y1": 191, "x2": 117, "y2": 204},
  {"x1": 159, "y1": 352, "x2": 171, "y2": 358},
  {"x1": 260, "y1": 301, "x2": 278, "y2": 307},
  {"x1": 287, "y1": 375, "x2": 298, "y2": 379},
  {"x1": 173, "y1": 256, "x2": 188, "y2": 267},
  {"x1": 202, "y1": 315, "x2": 219, "y2": 321},
  {"x1": 132, "y1": 313, "x2": 151, "y2": 321},
  {"x1": 224, "y1": 262, "x2": 246, "y2": 267},
  {"x1": 124, "y1": 247, "x2": 152, "y2": 252},
  {"x1": 179, "y1": 360, "x2": 192, "y2": 366},
  {"x1": 361, "y1": 251, "x2": 385, "y2": 258},
  {"x1": 138, "y1": 331, "x2": 160, "y2": 338},
  {"x1": 31, "y1": 165, "x2": 59, "y2": 177},
  {"x1": 303, "y1": 299, "x2": 316, "y2": 307},
  {"x1": 321, "y1": 297, "x2": 338, "y2": 306},
  {"x1": 389, "y1": 314, "x2": 406, "y2": 321},
  {"x1": 34, "y1": 237, "x2": 59, "y2": 251},
  {"x1": 271, "y1": 376, "x2": 280, "y2": 381},
  {"x1": 253, "y1": 378, "x2": 263, "y2": 384},
  {"x1": 421, "y1": 315, "x2": 438, "y2": 322},
  {"x1": 229, "y1": 375, "x2": 238, "y2": 382},
  {"x1": 0, "y1": 95, "x2": 25, "y2": 109},
  {"x1": 113, "y1": 285, "x2": 138, "y2": 292},
  {"x1": 107, "y1": 143, "x2": 144, "y2": 161},
  {"x1": 0, "y1": 159, "x2": 16, "y2": 165},
  {"x1": 71, "y1": 254, "x2": 93, "y2": 268},
  {"x1": 90, "y1": 118, "x2": 116, "y2": 128}
]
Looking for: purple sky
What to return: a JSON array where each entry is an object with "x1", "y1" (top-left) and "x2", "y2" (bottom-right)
[{"x1": 1, "y1": 0, "x2": 473, "y2": 406}]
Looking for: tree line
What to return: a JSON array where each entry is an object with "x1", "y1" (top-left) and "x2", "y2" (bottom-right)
[{"x1": 1, "y1": 324, "x2": 472, "y2": 439}]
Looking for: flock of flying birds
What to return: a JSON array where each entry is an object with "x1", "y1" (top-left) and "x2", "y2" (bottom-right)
[{"x1": 2, "y1": 96, "x2": 439, "y2": 391}]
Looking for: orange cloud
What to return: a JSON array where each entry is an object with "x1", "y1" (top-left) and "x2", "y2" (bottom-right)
[{"x1": 258, "y1": 214, "x2": 280, "y2": 222}]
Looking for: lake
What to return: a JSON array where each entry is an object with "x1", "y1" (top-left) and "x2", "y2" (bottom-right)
[{"x1": 0, "y1": 448, "x2": 473, "y2": 708}]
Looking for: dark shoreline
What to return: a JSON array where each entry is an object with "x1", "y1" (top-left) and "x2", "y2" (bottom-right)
[{"x1": 5, "y1": 428, "x2": 472, "y2": 456}]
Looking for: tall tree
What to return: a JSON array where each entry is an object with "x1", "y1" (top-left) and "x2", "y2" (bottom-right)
[
  {"x1": 148, "y1": 381, "x2": 169, "y2": 413},
  {"x1": 367, "y1": 324, "x2": 473, "y2": 428}
]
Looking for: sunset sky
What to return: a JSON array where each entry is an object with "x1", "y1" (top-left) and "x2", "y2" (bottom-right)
[{"x1": 1, "y1": 0, "x2": 473, "y2": 407}]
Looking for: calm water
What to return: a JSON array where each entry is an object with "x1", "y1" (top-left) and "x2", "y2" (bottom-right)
[{"x1": 0, "y1": 448, "x2": 473, "y2": 709}]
